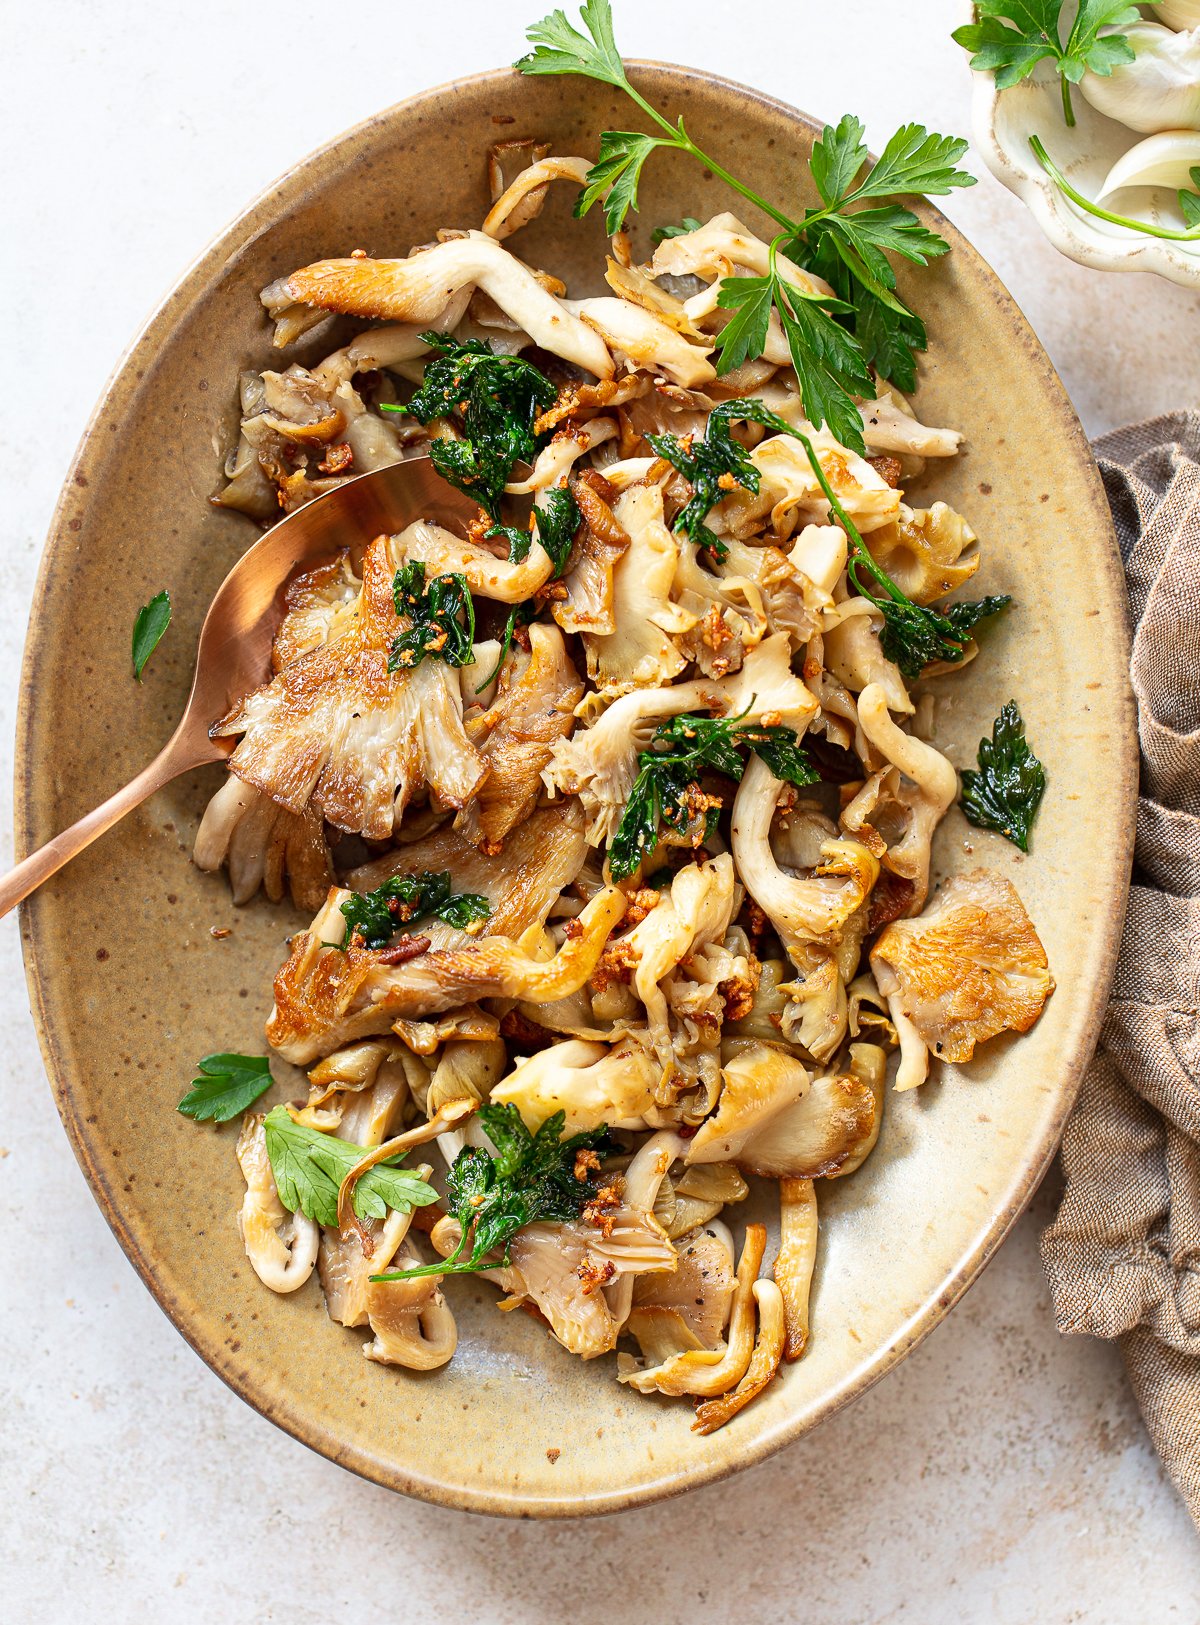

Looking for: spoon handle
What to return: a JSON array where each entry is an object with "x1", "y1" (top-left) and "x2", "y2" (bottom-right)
[{"x1": 2, "y1": 735, "x2": 212, "y2": 919}]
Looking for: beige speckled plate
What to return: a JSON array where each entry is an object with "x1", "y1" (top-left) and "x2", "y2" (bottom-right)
[{"x1": 17, "y1": 64, "x2": 1136, "y2": 1517}]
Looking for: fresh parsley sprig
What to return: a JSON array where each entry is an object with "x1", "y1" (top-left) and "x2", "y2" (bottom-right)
[
  {"x1": 177, "y1": 1053, "x2": 273, "y2": 1124},
  {"x1": 337, "y1": 870, "x2": 491, "y2": 950},
  {"x1": 953, "y1": 2, "x2": 1138, "y2": 129},
  {"x1": 518, "y1": 4, "x2": 975, "y2": 448},
  {"x1": 369, "y1": 1103, "x2": 612, "y2": 1282},
  {"x1": 959, "y1": 700, "x2": 1046, "y2": 852},
  {"x1": 714, "y1": 255, "x2": 870, "y2": 452},
  {"x1": 796, "y1": 433, "x2": 1010, "y2": 680},
  {"x1": 386, "y1": 331, "x2": 556, "y2": 519},
  {"x1": 389, "y1": 560, "x2": 475, "y2": 672},
  {"x1": 263, "y1": 1105, "x2": 439, "y2": 1229},
  {"x1": 608, "y1": 706, "x2": 818, "y2": 881}
]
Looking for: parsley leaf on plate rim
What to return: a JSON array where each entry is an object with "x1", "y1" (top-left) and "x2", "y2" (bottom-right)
[
  {"x1": 132, "y1": 590, "x2": 171, "y2": 680},
  {"x1": 177, "y1": 1053, "x2": 273, "y2": 1125},
  {"x1": 959, "y1": 700, "x2": 1047, "y2": 852}
]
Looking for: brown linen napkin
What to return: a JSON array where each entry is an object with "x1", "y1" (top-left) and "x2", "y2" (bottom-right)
[{"x1": 1041, "y1": 410, "x2": 1200, "y2": 1529}]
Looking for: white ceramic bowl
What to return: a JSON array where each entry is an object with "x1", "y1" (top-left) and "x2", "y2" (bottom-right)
[{"x1": 968, "y1": 39, "x2": 1200, "y2": 288}]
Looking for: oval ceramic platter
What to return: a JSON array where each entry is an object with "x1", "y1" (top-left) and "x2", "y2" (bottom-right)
[{"x1": 17, "y1": 64, "x2": 1136, "y2": 1517}]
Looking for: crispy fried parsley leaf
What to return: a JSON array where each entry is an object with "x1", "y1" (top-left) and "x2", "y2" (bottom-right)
[
  {"x1": 177, "y1": 1054, "x2": 273, "y2": 1124},
  {"x1": 608, "y1": 708, "x2": 818, "y2": 881},
  {"x1": 953, "y1": 1, "x2": 1138, "y2": 125},
  {"x1": 132, "y1": 590, "x2": 171, "y2": 680},
  {"x1": 369, "y1": 1104, "x2": 613, "y2": 1282},
  {"x1": 336, "y1": 870, "x2": 491, "y2": 950},
  {"x1": 959, "y1": 700, "x2": 1046, "y2": 852},
  {"x1": 646, "y1": 395, "x2": 802, "y2": 557},
  {"x1": 488, "y1": 482, "x2": 581, "y2": 566},
  {"x1": 397, "y1": 332, "x2": 556, "y2": 519},
  {"x1": 794, "y1": 427, "x2": 1012, "y2": 680},
  {"x1": 476, "y1": 484, "x2": 582, "y2": 693},
  {"x1": 262, "y1": 1106, "x2": 439, "y2": 1228},
  {"x1": 875, "y1": 592, "x2": 1012, "y2": 680},
  {"x1": 389, "y1": 560, "x2": 475, "y2": 672}
]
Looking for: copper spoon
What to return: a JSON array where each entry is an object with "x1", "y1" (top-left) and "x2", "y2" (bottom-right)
[{"x1": 4, "y1": 457, "x2": 480, "y2": 917}]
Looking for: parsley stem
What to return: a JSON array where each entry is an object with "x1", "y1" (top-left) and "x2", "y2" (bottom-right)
[
  {"x1": 1060, "y1": 76, "x2": 1075, "y2": 129},
  {"x1": 674, "y1": 131, "x2": 796, "y2": 234},
  {"x1": 616, "y1": 68, "x2": 798, "y2": 235},
  {"x1": 1030, "y1": 135, "x2": 1200, "y2": 242},
  {"x1": 797, "y1": 433, "x2": 899, "y2": 608}
]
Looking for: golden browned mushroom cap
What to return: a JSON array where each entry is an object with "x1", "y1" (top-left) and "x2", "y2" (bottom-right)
[
  {"x1": 857, "y1": 387, "x2": 963, "y2": 460},
  {"x1": 732, "y1": 755, "x2": 880, "y2": 956},
  {"x1": 456, "y1": 624, "x2": 583, "y2": 851},
  {"x1": 822, "y1": 607, "x2": 913, "y2": 717},
  {"x1": 865, "y1": 502, "x2": 979, "y2": 604},
  {"x1": 193, "y1": 778, "x2": 334, "y2": 913},
  {"x1": 686, "y1": 1040, "x2": 810, "y2": 1165},
  {"x1": 482, "y1": 154, "x2": 592, "y2": 240},
  {"x1": 617, "y1": 855, "x2": 738, "y2": 1076},
  {"x1": 212, "y1": 534, "x2": 486, "y2": 841},
  {"x1": 321, "y1": 1206, "x2": 417, "y2": 1329},
  {"x1": 491, "y1": 1036, "x2": 661, "y2": 1135},
  {"x1": 583, "y1": 483, "x2": 692, "y2": 694},
  {"x1": 732, "y1": 1050, "x2": 881, "y2": 1181},
  {"x1": 267, "y1": 883, "x2": 625, "y2": 1065},
  {"x1": 870, "y1": 867, "x2": 1055, "y2": 1090},
  {"x1": 650, "y1": 213, "x2": 833, "y2": 302},
  {"x1": 281, "y1": 232, "x2": 614, "y2": 379},
  {"x1": 365, "y1": 1239, "x2": 458, "y2": 1371},
  {"x1": 740, "y1": 429, "x2": 902, "y2": 540},
  {"x1": 856, "y1": 683, "x2": 959, "y2": 912},
  {"x1": 656, "y1": 1164, "x2": 749, "y2": 1240},
  {"x1": 574, "y1": 296, "x2": 715, "y2": 389},
  {"x1": 629, "y1": 1222, "x2": 736, "y2": 1356}
]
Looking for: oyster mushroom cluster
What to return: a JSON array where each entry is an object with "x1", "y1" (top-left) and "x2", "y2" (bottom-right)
[{"x1": 196, "y1": 138, "x2": 1053, "y2": 1433}]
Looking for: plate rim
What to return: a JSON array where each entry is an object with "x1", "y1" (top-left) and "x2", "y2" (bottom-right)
[{"x1": 15, "y1": 59, "x2": 1138, "y2": 1518}]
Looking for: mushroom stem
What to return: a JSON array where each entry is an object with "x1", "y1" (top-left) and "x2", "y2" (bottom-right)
[{"x1": 774, "y1": 1178, "x2": 818, "y2": 1361}]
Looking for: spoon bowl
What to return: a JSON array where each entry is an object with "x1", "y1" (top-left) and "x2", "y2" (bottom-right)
[{"x1": 0, "y1": 457, "x2": 479, "y2": 917}]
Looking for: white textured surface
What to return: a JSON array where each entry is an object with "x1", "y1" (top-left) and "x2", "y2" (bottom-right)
[{"x1": 3, "y1": 1, "x2": 1199, "y2": 1617}]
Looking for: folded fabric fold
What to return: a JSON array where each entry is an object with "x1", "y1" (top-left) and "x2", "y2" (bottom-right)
[{"x1": 1041, "y1": 410, "x2": 1200, "y2": 1530}]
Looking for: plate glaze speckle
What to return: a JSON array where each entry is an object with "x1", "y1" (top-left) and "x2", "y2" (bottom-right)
[{"x1": 16, "y1": 64, "x2": 1136, "y2": 1517}]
